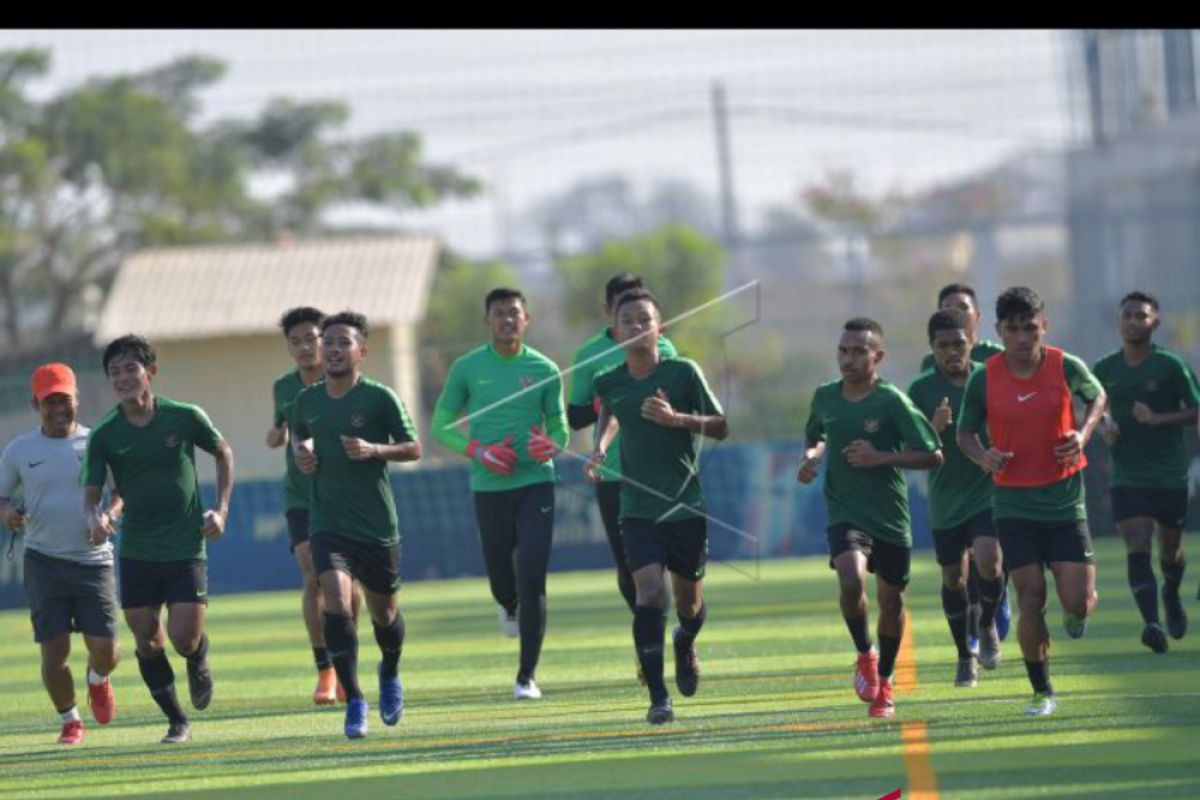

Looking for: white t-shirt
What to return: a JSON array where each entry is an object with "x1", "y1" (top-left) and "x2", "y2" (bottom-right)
[{"x1": 0, "y1": 425, "x2": 112, "y2": 565}]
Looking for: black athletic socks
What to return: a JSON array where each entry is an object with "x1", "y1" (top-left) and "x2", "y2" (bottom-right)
[
  {"x1": 137, "y1": 651, "x2": 187, "y2": 723},
  {"x1": 633, "y1": 605, "x2": 668, "y2": 704},
  {"x1": 878, "y1": 635, "x2": 901, "y2": 680},
  {"x1": 846, "y1": 615, "x2": 872, "y2": 654},
  {"x1": 1127, "y1": 552, "x2": 1160, "y2": 624},
  {"x1": 324, "y1": 612, "x2": 362, "y2": 701},
  {"x1": 373, "y1": 614, "x2": 405, "y2": 679},
  {"x1": 942, "y1": 585, "x2": 972, "y2": 659}
]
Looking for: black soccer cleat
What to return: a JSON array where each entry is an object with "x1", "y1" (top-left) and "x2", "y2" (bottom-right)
[
  {"x1": 954, "y1": 656, "x2": 978, "y2": 688},
  {"x1": 646, "y1": 697, "x2": 674, "y2": 725},
  {"x1": 1141, "y1": 622, "x2": 1169, "y2": 654},
  {"x1": 1163, "y1": 588, "x2": 1188, "y2": 640},
  {"x1": 187, "y1": 658, "x2": 214, "y2": 710},
  {"x1": 161, "y1": 720, "x2": 191, "y2": 744},
  {"x1": 672, "y1": 627, "x2": 701, "y2": 698}
]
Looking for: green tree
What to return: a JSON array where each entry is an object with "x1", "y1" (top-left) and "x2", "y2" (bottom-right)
[
  {"x1": 0, "y1": 48, "x2": 481, "y2": 344},
  {"x1": 555, "y1": 224, "x2": 726, "y2": 361}
]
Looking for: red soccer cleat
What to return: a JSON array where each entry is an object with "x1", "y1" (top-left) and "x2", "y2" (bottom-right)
[
  {"x1": 57, "y1": 719, "x2": 84, "y2": 744},
  {"x1": 868, "y1": 679, "x2": 895, "y2": 719},
  {"x1": 88, "y1": 678, "x2": 116, "y2": 725},
  {"x1": 855, "y1": 651, "x2": 880, "y2": 703}
]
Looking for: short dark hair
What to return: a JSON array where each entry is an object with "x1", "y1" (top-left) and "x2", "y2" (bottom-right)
[
  {"x1": 1120, "y1": 290, "x2": 1159, "y2": 311},
  {"x1": 928, "y1": 308, "x2": 969, "y2": 342},
  {"x1": 102, "y1": 334, "x2": 157, "y2": 373},
  {"x1": 605, "y1": 273, "x2": 643, "y2": 308},
  {"x1": 995, "y1": 286, "x2": 1044, "y2": 323},
  {"x1": 614, "y1": 288, "x2": 661, "y2": 316},
  {"x1": 322, "y1": 310, "x2": 368, "y2": 338},
  {"x1": 280, "y1": 306, "x2": 325, "y2": 335},
  {"x1": 938, "y1": 283, "x2": 978, "y2": 307},
  {"x1": 484, "y1": 287, "x2": 526, "y2": 313},
  {"x1": 844, "y1": 317, "x2": 884, "y2": 339}
]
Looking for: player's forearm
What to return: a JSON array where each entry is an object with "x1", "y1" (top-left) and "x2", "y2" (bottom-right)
[
  {"x1": 880, "y1": 449, "x2": 943, "y2": 470},
  {"x1": 431, "y1": 405, "x2": 472, "y2": 457},
  {"x1": 83, "y1": 486, "x2": 105, "y2": 520},
  {"x1": 544, "y1": 412, "x2": 570, "y2": 448},
  {"x1": 375, "y1": 441, "x2": 423, "y2": 463},
  {"x1": 676, "y1": 413, "x2": 729, "y2": 440},
  {"x1": 213, "y1": 444, "x2": 234, "y2": 516},
  {"x1": 1077, "y1": 393, "x2": 1108, "y2": 446},
  {"x1": 956, "y1": 429, "x2": 989, "y2": 469},
  {"x1": 107, "y1": 492, "x2": 124, "y2": 522},
  {"x1": 804, "y1": 440, "x2": 827, "y2": 460},
  {"x1": 1149, "y1": 407, "x2": 1199, "y2": 428},
  {"x1": 594, "y1": 409, "x2": 619, "y2": 453}
]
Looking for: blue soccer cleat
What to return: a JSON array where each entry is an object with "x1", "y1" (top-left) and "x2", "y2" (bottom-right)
[
  {"x1": 378, "y1": 663, "x2": 403, "y2": 726},
  {"x1": 996, "y1": 585, "x2": 1012, "y2": 641},
  {"x1": 344, "y1": 698, "x2": 369, "y2": 739}
]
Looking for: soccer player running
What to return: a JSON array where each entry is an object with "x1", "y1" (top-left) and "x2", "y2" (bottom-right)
[
  {"x1": 908, "y1": 310, "x2": 1006, "y2": 688},
  {"x1": 432, "y1": 287, "x2": 568, "y2": 700},
  {"x1": 566, "y1": 274, "x2": 678, "y2": 657},
  {"x1": 585, "y1": 289, "x2": 728, "y2": 725},
  {"x1": 291, "y1": 311, "x2": 421, "y2": 739},
  {"x1": 957, "y1": 286, "x2": 1106, "y2": 717},
  {"x1": 920, "y1": 282, "x2": 1012, "y2": 647},
  {"x1": 799, "y1": 318, "x2": 942, "y2": 719},
  {"x1": 1092, "y1": 291, "x2": 1200, "y2": 653},
  {"x1": 83, "y1": 335, "x2": 234, "y2": 744},
  {"x1": 266, "y1": 306, "x2": 361, "y2": 704},
  {"x1": 0, "y1": 364, "x2": 121, "y2": 744}
]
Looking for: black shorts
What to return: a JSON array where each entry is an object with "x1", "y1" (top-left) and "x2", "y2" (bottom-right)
[
  {"x1": 285, "y1": 508, "x2": 311, "y2": 552},
  {"x1": 621, "y1": 516, "x2": 707, "y2": 581},
  {"x1": 827, "y1": 524, "x2": 911, "y2": 588},
  {"x1": 995, "y1": 518, "x2": 1094, "y2": 572},
  {"x1": 1110, "y1": 486, "x2": 1188, "y2": 529},
  {"x1": 932, "y1": 509, "x2": 998, "y2": 567},
  {"x1": 119, "y1": 557, "x2": 208, "y2": 609},
  {"x1": 24, "y1": 550, "x2": 119, "y2": 643},
  {"x1": 310, "y1": 531, "x2": 401, "y2": 595}
]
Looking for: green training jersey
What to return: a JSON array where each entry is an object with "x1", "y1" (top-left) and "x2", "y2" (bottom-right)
[
  {"x1": 919, "y1": 339, "x2": 1003, "y2": 374},
  {"x1": 291, "y1": 376, "x2": 417, "y2": 546},
  {"x1": 431, "y1": 343, "x2": 568, "y2": 492},
  {"x1": 805, "y1": 379, "x2": 941, "y2": 547},
  {"x1": 273, "y1": 370, "x2": 316, "y2": 511},
  {"x1": 594, "y1": 357, "x2": 723, "y2": 522},
  {"x1": 1092, "y1": 345, "x2": 1200, "y2": 490},
  {"x1": 82, "y1": 397, "x2": 224, "y2": 562},
  {"x1": 959, "y1": 351, "x2": 1103, "y2": 521},
  {"x1": 907, "y1": 363, "x2": 993, "y2": 530},
  {"x1": 567, "y1": 328, "x2": 677, "y2": 482}
]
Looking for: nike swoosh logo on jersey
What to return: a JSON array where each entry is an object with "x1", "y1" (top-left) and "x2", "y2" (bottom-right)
[
  {"x1": 28, "y1": 460, "x2": 44, "y2": 468},
  {"x1": 1017, "y1": 392, "x2": 1038, "y2": 403},
  {"x1": 540, "y1": 506, "x2": 552, "y2": 514},
  {"x1": 117, "y1": 445, "x2": 135, "y2": 455},
  {"x1": 477, "y1": 379, "x2": 493, "y2": 385}
]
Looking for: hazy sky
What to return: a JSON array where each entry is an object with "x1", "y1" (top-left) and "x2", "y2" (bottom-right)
[{"x1": 0, "y1": 30, "x2": 1075, "y2": 257}]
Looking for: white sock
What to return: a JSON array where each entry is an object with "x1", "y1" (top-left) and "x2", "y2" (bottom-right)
[
  {"x1": 60, "y1": 706, "x2": 81, "y2": 723},
  {"x1": 87, "y1": 667, "x2": 108, "y2": 686}
]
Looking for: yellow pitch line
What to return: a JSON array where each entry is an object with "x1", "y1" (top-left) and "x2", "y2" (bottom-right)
[{"x1": 895, "y1": 609, "x2": 939, "y2": 800}]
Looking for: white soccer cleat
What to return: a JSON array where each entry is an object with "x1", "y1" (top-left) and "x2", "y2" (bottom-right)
[
  {"x1": 514, "y1": 679, "x2": 542, "y2": 700},
  {"x1": 498, "y1": 606, "x2": 519, "y2": 638}
]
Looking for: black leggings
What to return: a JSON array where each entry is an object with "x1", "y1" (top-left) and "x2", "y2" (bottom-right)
[
  {"x1": 474, "y1": 482, "x2": 555, "y2": 682},
  {"x1": 596, "y1": 481, "x2": 638, "y2": 613}
]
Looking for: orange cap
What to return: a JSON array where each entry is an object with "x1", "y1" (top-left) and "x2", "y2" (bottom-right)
[{"x1": 31, "y1": 363, "x2": 77, "y2": 402}]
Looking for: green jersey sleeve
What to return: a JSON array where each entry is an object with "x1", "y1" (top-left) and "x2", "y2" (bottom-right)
[
  {"x1": 541, "y1": 368, "x2": 570, "y2": 448},
  {"x1": 1170, "y1": 354, "x2": 1200, "y2": 408},
  {"x1": 958, "y1": 369, "x2": 988, "y2": 434},
  {"x1": 189, "y1": 404, "x2": 224, "y2": 453},
  {"x1": 272, "y1": 378, "x2": 286, "y2": 427},
  {"x1": 381, "y1": 385, "x2": 418, "y2": 444},
  {"x1": 684, "y1": 360, "x2": 724, "y2": 416},
  {"x1": 891, "y1": 388, "x2": 941, "y2": 451},
  {"x1": 567, "y1": 344, "x2": 596, "y2": 407},
  {"x1": 1063, "y1": 353, "x2": 1103, "y2": 403},
  {"x1": 292, "y1": 391, "x2": 312, "y2": 440},
  {"x1": 81, "y1": 427, "x2": 108, "y2": 489},
  {"x1": 804, "y1": 389, "x2": 825, "y2": 446},
  {"x1": 431, "y1": 358, "x2": 472, "y2": 456}
]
